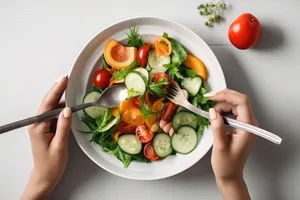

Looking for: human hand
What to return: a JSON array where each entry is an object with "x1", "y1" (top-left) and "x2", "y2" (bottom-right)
[
  {"x1": 21, "y1": 76, "x2": 71, "y2": 200},
  {"x1": 205, "y1": 89, "x2": 258, "y2": 200}
]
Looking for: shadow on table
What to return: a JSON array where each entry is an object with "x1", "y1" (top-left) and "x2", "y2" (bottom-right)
[
  {"x1": 253, "y1": 23, "x2": 285, "y2": 51},
  {"x1": 212, "y1": 48, "x2": 297, "y2": 200}
]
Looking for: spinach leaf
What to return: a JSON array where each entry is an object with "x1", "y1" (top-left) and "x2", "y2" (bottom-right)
[
  {"x1": 96, "y1": 109, "x2": 112, "y2": 131},
  {"x1": 168, "y1": 38, "x2": 187, "y2": 65},
  {"x1": 184, "y1": 68, "x2": 198, "y2": 78},
  {"x1": 101, "y1": 54, "x2": 110, "y2": 69},
  {"x1": 81, "y1": 113, "x2": 98, "y2": 131},
  {"x1": 132, "y1": 153, "x2": 150, "y2": 163}
]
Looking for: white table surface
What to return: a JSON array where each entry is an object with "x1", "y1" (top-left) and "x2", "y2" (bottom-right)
[{"x1": 0, "y1": 0, "x2": 299, "y2": 199}]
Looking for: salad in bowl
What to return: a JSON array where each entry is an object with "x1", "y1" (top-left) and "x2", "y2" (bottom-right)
[{"x1": 80, "y1": 25, "x2": 215, "y2": 168}]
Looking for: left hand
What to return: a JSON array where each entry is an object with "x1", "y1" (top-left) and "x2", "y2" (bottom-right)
[{"x1": 21, "y1": 76, "x2": 72, "y2": 200}]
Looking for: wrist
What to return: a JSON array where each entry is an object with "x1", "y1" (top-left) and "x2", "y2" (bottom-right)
[
  {"x1": 21, "y1": 170, "x2": 54, "y2": 200},
  {"x1": 216, "y1": 177, "x2": 250, "y2": 200}
]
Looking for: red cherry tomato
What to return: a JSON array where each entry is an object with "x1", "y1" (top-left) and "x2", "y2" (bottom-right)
[
  {"x1": 117, "y1": 121, "x2": 136, "y2": 134},
  {"x1": 131, "y1": 96, "x2": 141, "y2": 109},
  {"x1": 228, "y1": 13, "x2": 262, "y2": 50},
  {"x1": 135, "y1": 125, "x2": 154, "y2": 143},
  {"x1": 93, "y1": 69, "x2": 112, "y2": 89},
  {"x1": 144, "y1": 142, "x2": 159, "y2": 161},
  {"x1": 161, "y1": 102, "x2": 177, "y2": 122},
  {"x1": 152, "y1": 72, "x2": 171, "y2": 83},
  {"x1": 137, "y1": 45, "x2": 151, "y2": 67}
]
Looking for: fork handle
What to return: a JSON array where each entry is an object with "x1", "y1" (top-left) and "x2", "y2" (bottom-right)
[
  {"x1": 185, "y1": 104, "x2": 282, "y2": 145},
  {"x1": 0, "y1": 102, "x2": 94, "y2": 134}
]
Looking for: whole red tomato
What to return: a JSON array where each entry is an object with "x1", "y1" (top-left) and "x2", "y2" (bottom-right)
[
  {"x1": 137, "y1": 44, "x2": 151, "y2": 67},
  {"x1": 93, "y1": 69, "x2": 112, "y2": 89},
  {"x1": 228, "y1": 13, "x2": 262, "y2": 50}
]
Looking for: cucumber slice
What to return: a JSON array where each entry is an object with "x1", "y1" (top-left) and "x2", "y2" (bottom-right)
[
  {"x1": 134, "y1": 68, "x2": 149, "y2": 81},
  {"x1": 172, "y1": 126, "x2": 198, "y2": 154},
  {"x1": 83, "y1": 91, "x2": 105, "y2": 119},
  {"x1": 118, "y1": 134, "x2": 142, "y2": 155},
  {"x1": 98, "y1": 117, "x2": 119, "y2": 133},
  {"x1": 148, "y1": 50, "x2": 170, "y2": 73},
  {"x1": 125, "y1": 72, "x2": 146, "y2": 96},
  {"x1": 172, "y1": 111, "x2": 198, "y2": 130},
  {"x1": 181, "y1": 76, "x2": 202, "y2": 97},
  {"x1": 145, "y1": 63, "x2": 151, "y2": 71},
  {"x1": 176, "y1": 106, "x2": 186, "y2": 113},
  {"x1": 153, "y1": 133, "x2": 173, "y2": 158}
]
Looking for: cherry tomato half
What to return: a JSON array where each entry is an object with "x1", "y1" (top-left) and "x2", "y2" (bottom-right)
[
  {"x1": 152, "y1": 72, "x2": 171, "y2": 83},
  {"x1": 161, "y1": 102, "x2": 177, "y2": 122},
  {"x1": 135, "y1": 125, "x2": 154, "y2": 143},
  {"x1": 117, "y1": 121, "x2": 136, "y2": 134},
  {"x1": 144, "y1": 142, "x2": 159, "y2": 161},
  {"x1": 228, "y1": 13, "x2": 262, "y2": 50},
  {"x1": 93, "y1": 69, "x2": 112, "y2": 89},
  {"x1": 131, "y1": 96, "x2": 141, "y2": 109},
  {"x1": 137, "y1": 44, "x2": 151, "y2": 67}
]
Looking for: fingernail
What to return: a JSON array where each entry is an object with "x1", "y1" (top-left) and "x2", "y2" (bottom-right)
[
  {"x1": 209, "y1": 108, "x2": 217, "y2": 120},
  {"x1": 203, "y1": 90, "x2": 220, "y2": 97},
  {"x1": 63, "y1": 107, "x2": 72, "y2": 118},
  {"x1": 56, "y1": 76, "x2": 65, "y2": 83}
]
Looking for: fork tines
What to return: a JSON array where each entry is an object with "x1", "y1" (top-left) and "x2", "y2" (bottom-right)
[{"x1": 166, "y1": 85, "x2": 179, "y2": 99}]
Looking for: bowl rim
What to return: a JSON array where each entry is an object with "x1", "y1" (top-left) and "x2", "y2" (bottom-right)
[{"x1": 65, "y1": 16, "x2": 226, "y2": 180}]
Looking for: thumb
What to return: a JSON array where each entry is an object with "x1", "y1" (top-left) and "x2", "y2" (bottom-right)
[
  {"x1": 209, "y1": 108, "x2": 229, "y2": 149},
  {"x1": 52, "y1": 107, "x2": 72, "y2": 147}
]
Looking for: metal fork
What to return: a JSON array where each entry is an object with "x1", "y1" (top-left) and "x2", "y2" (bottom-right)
[{"x1": 166, "y1": 84, "x2": 282, "y2": 145}]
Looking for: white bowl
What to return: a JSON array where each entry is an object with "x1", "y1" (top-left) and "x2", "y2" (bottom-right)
[{"x1": 65, "y1": 17, "x2": 226, "y2": 180}]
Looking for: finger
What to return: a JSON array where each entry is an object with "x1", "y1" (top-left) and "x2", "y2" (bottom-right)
[
  {"x1": 222, "y1": 88, "x2": 244, "y2": 96},
  {"x1": 208, "y1": 91, "x2": 247, "y2": 106},
  {"x1": 37, "y1": 76, "x2": 68, "y2": 114},
  {"x1": 209, "y1": 108, "x2": 229, "y2": 150},
  {"x1": 32, "y1": 77, "x2": 67, "y2": 134},
  {"x1": 51, "y1": 107, "x2": 72, "y2": 148},
  {"x1": 214, "y1": 102, "x2": 238, "y2": 116},
  {"x1": 57, "y1": 100, "x2": 65, "y2": 109}
]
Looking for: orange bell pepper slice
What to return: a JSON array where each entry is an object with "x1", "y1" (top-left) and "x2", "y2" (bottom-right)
[
  {"x1": 113, "y1": 131, "x2": 121, "y2": 143},
  {"x1": 152, "y1": 98, "x2": 164, "y2": 112},
  {"x1": 119, "y1": 100, "x2": 135, "y2": 113},
  {"x1": 122, "y1": 107, "x2": 145, "y2": 126},
  {"x1": 145, "y1": 114, "x2": 158, "y2": 128},
  {"x1": 154, "y1": 37, "x2": 172, "y2": 56}
]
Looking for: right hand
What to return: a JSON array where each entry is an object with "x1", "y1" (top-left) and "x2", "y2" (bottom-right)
[{"x1": 207, "y1": 89, "x2": 258, "y2": 200}]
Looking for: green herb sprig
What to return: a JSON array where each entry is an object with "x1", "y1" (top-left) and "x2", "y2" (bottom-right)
[
  {"x1": 197, "y1": 1, "x2": 227, "y2": 27},
  {"x1": 126, "y1": 25, "x2": 145, "y2": 48}
]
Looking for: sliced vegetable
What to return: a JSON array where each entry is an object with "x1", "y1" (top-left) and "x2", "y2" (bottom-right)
[
  {"x1": 145, "y1": 114, "x2": 158, "y2": 128},
  {"x1": 148, "y1": 50, "x2": 170, "y2": 73},
  {"x1": 134, "y1": 68, "x2": 149, "y2": 81},
  {"x1": 154, "y1": 37, "x2": 172, "y2": 56},
  {"x1": 119, "y1": 100, "x2": 135, "y2": 113},
  {"x1": 98, "y1": 116, "x2": 119, "y2": 133},
  {"x1": 118, "y1": 134, "x2": 142, "y2": 155},
  {"x1": 152, "y1": 98, "x2": 164, "y2": 112},
  {"x1": 172, "y1": 111, "x2": 198, "y2": 130},
  {"x1": 144, "y1": 142, "x2": 159, "y2": 161},
  {"x1": 161, "y1": 102, "x2": 178, "y2": 122},
  {"x1": 104, "y1": 39, "x2": 137, "y2": 69},
  {"x1": 113, "y1": 131, "x2": 121, "y2": 143},
  {"x1": 122, "y1": 107, "x2": 145, "y2": 126},
  {"x1": 137, "y1": 44, "x2": 151, "y2": 67},
  {"x1": 171, "y1": 126, "x2": 197, "y2": 154},
  {"x1": 181, "y1": 76, "x2": 202, "y2": 97},
  {"x1": 183, "y1": 54, "x2": 207, "y2": 80},
  {"x1": 117, "y1": 121, "x2": 136, "y2": 134},
  {"x1": 83, "y1": 91, "x2": 105, "y2": 119},
  {"x1": 125, "y1": 72, "x2": 147, "y2": 97},
  {"x1": 152, "y1": 133, "x2": 173, "y2": 158},
  {"x1": 135, "y1": 125, "x2": 154, "y2": 143},
  {"x1": 131, "y1": 96, "x2": 141, "y2": 108}
]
